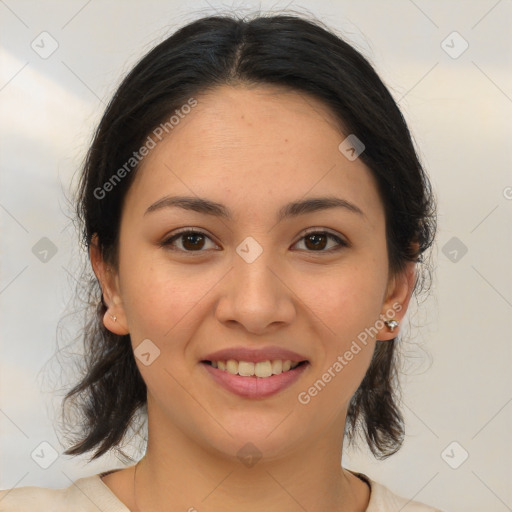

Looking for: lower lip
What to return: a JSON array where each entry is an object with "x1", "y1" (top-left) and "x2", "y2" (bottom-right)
[{"x1": 201, "y1": 362, "x2": 309, "y2": 399}]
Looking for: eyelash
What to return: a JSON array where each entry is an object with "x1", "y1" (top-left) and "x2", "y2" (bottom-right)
[{"x1": 160, "y1": 228, "x2": 349, "y2": 255}]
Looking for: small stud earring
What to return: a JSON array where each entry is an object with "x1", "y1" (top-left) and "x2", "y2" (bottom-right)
[
  {"x1": 384, "y1": 319, "x2": 399, "y2": 332},
  {"x1": 110, "y1": 314, "x2": 117, "y2": 322}
]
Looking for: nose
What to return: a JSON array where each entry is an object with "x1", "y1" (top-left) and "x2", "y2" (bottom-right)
[{"x1": 215, "y1": 252, "x2": 296, "y2": 335}]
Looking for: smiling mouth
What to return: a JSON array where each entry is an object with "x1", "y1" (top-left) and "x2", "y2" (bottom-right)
[{"x1": 202, "y1": 359, "x2": 308, "y2": 378}]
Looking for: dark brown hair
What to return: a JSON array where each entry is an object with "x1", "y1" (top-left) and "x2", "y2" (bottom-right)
[{"x1": 62, "y1": 13, "x2": 436, "y2": 461}]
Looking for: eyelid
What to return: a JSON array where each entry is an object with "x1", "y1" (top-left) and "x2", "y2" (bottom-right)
[{"x1": 168, "y1": 227, "x2": 212, "y2": 239}]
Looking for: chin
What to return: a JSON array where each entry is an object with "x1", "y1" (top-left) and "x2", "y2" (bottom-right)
[{"x1": 196, "y1": 414, "x2": 308, "y2": 465}]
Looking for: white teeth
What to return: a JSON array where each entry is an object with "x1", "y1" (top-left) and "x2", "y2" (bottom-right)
[
  {"x1": 255, "y1": 361, "x2": 272, "y2": 378},
  {"x1": 226, "y1": 359, "x2": 238, "y2": 375},
  {"x1": 209, "y1": 358, "x2": 302, "y2": 378},
  {"x1": 271, "y1": 360, "x2": 283, "y2": 374},
  {"x1": 238, "y1": 361, "x2": 254, "y2": 376}
]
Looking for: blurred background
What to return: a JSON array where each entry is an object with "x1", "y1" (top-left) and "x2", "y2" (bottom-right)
[{"x1": 0, "y1": 1, "x2": 511, "y2": 511}]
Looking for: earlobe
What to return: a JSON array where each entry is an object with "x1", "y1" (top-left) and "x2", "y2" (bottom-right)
[
  {"x1": 377, "y1": 261, "x2": 417, "y2": 341},
  {"x1": 103, "y1": 307, "x2": 130, "y2": 336},
  {"x1": 89, "y1": 234, "x2": 130, "y2": 336}
]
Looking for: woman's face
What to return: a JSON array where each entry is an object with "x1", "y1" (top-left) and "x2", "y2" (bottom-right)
[{"x1": 95, "y1": 84, "x2": 413, "y2": 460}]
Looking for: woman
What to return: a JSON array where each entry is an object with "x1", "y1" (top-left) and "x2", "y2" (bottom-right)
[{"x1": 0, "y1": 12, "x2": 441, "y2": 511}]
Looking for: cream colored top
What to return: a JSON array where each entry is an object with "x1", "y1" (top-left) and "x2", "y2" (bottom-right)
[{"x1": 0, "y1": 470, "x2": 444, "y2": 511}]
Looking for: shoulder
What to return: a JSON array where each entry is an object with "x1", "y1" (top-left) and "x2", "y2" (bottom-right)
[
  {"x1": 355, "y1": 472, "x2": 444, "y2": 512},
  {"x1": 0, "y1": 473, "x2": 129, "y2": 512}
]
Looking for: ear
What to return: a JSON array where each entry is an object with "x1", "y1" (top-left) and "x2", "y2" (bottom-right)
[
  {"x1": 89, "y1": 234, "x2": 129, "y2": 336},
  {"x1": 376, "y1": 260, "x2": 417, "y2": 341}
]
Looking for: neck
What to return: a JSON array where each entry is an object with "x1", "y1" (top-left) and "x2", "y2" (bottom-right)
[{"x1": 133, "y1": 404, "x2": 368, "y2": 512}]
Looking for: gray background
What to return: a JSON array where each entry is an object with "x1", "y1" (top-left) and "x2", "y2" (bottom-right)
[{"x1": 1, "y1": 1, "x2": 511, "y2": 511}]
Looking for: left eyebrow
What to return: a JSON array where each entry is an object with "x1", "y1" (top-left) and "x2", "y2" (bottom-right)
[{"x1": 144, "y1": 195, "x2": 365, "y2": 221}]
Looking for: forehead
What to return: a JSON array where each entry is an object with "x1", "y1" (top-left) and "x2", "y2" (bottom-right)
[
  {"x1": 124, "y1": 85, "x2": 383, "y2": 223},
  {"x1": 166, "y1": 84, "x2": 345, "y2": 162}
]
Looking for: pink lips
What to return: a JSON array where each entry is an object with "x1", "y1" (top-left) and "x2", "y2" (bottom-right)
[
  {"x1": 201, "y1": 346, "x2": 310, "y2": 399},
  {"x1": 202, "y1": 362, "x2": 309, "y2": 399}
]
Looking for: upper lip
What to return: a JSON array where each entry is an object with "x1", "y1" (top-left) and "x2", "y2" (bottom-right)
[{"x1": 202, "y1": 346, "x2": 309, "y2": 363}]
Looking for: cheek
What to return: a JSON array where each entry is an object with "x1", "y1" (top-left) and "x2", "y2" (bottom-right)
[
  {"x1": 124, "y1": 280, "x2": 200, "y2": 344},
  {"x1": 294, "y1": 268, "x2": 383, "y2": 411},
  {"x1": 117, "y1": 243, "x2": 225, "y2": 358},
  {"x1": 117, "y1": 240, "x2": 199, "y2": 339},
  {"x1": 296, "y1": 261, "x2": 388, "y2": 344}
]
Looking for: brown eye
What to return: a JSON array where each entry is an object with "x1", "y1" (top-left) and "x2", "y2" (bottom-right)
[
  {"x1": 304, "y1": 233, "x2": 328, "y2": 250},
  {"x1": 181, "y1": 232, "x2": 206, "y2": 250},
  {"x1": 162, "y1": 230, "x2": 218, "y2": 252},
  {"x1": 294, "y1": 231, "x2": 347, "y2": 252}
]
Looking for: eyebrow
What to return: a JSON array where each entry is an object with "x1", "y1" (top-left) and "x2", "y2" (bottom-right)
[{"x1": 144, "y1": 195, "x2": 365, "y2": 222}]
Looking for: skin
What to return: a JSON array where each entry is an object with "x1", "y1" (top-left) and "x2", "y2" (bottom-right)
[{"x1": 91, "y1": 84, "x2": 416, "y2": 511}]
